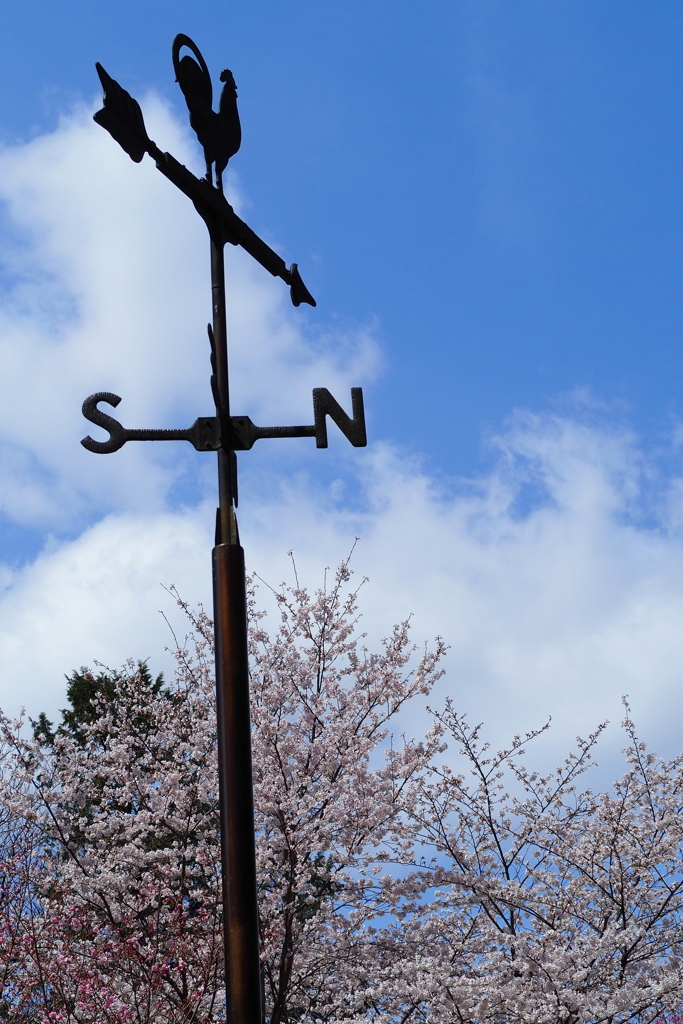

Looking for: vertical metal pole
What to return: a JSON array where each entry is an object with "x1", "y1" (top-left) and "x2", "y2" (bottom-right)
[{"x1": 210, "y1": 224, "x2": 263, "y2": 1024}]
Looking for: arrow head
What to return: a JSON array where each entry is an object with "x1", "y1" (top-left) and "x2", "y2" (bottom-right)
[
  {"x1": 288, "y1": 264, "x2": 316, "y2": 308},
  {"x1": 93, "y1": 63, "x2": 151, "y2": 163}
]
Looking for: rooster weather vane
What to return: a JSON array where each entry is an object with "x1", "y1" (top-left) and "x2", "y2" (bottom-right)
[
  {"x1": 83, "y1": 34, "x2": 366, "y2": 539},
  {"x1": 81, "y1": 36, "x2": 366, "y2": 1024}
]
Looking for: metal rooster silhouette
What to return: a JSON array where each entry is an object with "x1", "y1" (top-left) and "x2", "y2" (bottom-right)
[{"x1": 172, "y1": 33, "x2": 241, "y2": 186}]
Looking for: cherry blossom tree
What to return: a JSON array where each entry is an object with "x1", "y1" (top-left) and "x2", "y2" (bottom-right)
[{"x1": 2, "y1": 557, "x2": 683, "y2": 1023}]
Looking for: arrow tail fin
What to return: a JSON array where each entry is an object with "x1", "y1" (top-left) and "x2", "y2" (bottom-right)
[{"x1": 94, "y1": 63, "x2": 151, "y2": 163}]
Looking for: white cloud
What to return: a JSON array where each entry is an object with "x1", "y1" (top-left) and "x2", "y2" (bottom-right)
[
  {"x1": 0, "y1": 101, "x2": 682, "y2": 782},
  {"x1": 0, "y1": 506, "x2": 213, "y2": 722},
  {"x1": 3, "y1": 408, "x2": 683, "y2": 784},
  {"x1": 239, "y1": 414, "x2": 683, "y2": 776}
]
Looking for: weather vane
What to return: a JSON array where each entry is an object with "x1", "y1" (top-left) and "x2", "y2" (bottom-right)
[{"x1": 82, "y1": 34, "x2": 366, "y2": 1024}]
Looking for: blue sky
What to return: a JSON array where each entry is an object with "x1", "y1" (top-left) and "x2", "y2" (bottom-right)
[
  {"x1": 1, "y1": 3, "x2": 683, "y2": 774},
  {"x1": 7, "y1": 2, "x2": 683, "y2": 466}
]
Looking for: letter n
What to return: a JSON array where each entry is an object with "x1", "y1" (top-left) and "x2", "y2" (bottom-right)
[{"x1": 312, "y1": 388, "x2": 367, "y2": 448}]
